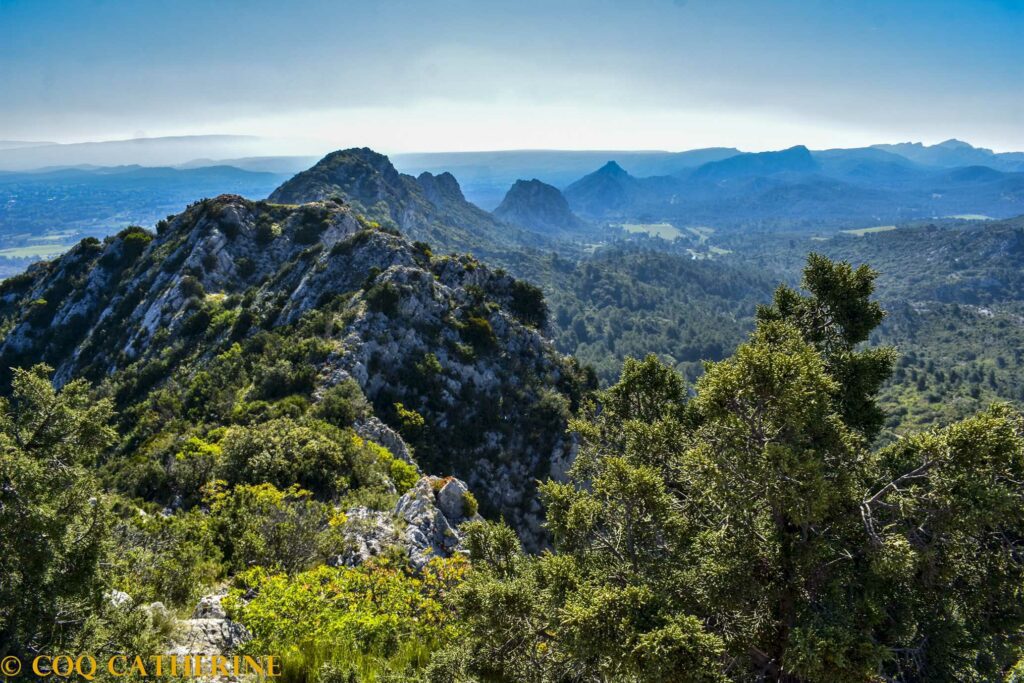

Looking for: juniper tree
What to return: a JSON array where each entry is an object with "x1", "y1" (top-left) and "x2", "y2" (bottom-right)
[{"x1": 440, "y1": 256, "x2": 1024, "y2": 682}]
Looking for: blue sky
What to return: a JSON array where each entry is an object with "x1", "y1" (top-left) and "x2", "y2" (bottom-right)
[{"x1": 1, "y1": 0, "x2": 1021, "y2": 152}]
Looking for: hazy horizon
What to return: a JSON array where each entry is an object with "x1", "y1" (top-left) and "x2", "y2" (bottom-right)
[{"x1": 2, "y1": 0, "x2": 1022, "y2": 154}]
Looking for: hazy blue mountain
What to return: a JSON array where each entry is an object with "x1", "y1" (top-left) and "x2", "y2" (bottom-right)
[
  {"x1": 178, "y1": 155, "x2": 320, "y2": 174},
  {"x1": 811, "y1": 147, "x2": 926, "y2": 183},
  {"x1": 559, "y1": 144, "x2": 1024, "y2": 230},
  {"x1": 0, "y1": 140, "x2": 57, "y2": 151},
  {"x1": 872, "y1": 139, "x2": 1024, "y2": 172},
  {"x1": 0, "y1": 135, "x2": 266, "y2": 171},
  {"x1": 563, "y1": 161, "x2": 643, "y2": 219},
  {"x1": 391, "y1": 148, "x2": 740, "y2": 209},
  {"x1": 492, "y1": 179, "x2": 591, "y2": 237},
  {"x1": 687, "y1": 145, "x2": 819, "y2": 181}
]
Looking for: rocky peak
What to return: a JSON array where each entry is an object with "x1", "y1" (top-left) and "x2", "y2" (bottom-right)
[
  {"x1": 563, "y1": 161, "x2": 640, "y2": 218},
  {"x1": 597, "y1": 160, "x2": 629, "y2": 177},
  {"x1": 270, "y1": 147, "x2": 411, "y2": 209},
  {"x1": 267, "y1": 147, "x2": 542, "y2": 255},
  {"x1": 416, "y1": 171, "x2": 466, "y2": 208},
  {"x1": 492, "y1": 179, "x2": 590, "y2": 236}
]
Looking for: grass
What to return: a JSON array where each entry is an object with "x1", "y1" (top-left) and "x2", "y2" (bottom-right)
[
  {"x1": 620, "y1": 222, "x2": 683, "y2": 240},
  {"x1": 841, "y1": 225, "x2": 897, "y2": 237},
  {"x1": 946, "y1": 214, "x2": 992, "y2": 221}
]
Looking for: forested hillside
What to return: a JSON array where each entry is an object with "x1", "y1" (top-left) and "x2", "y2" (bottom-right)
[
  {"x1": 1, "y1": 148, "x2": 1023, "y2": 681},
  {"x1": 1, "y1": 209, "x2": 1021, "y2": 679}
]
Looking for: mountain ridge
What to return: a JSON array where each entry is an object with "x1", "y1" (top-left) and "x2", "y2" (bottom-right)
[{"x1": 0, "y1": 191, "x2": 589, "y2": 545}]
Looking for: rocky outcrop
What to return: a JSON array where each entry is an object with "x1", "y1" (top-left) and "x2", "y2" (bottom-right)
[
  {"x1": 162, "y1": 594, "x2": 250, "y2": 681},
  {"x1": 167, "y1": 593, "x2": 250, "y2": 657},
  {"x1": 493, "y1": 179, "x2": 591, "y2": 236},
  {"x1": 337, "y1": 476, "x2": 483, "y2": 570},
  {"x1": 354, "y1": 416, "x2": 418, "y2": 469},
  {"x1": 396, "y1": 476, "x2": 482, "y2": 569}
]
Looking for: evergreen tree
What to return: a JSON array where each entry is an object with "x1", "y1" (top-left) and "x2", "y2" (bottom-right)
[{"x1": 440, "y1": 256, "x2": 1024, "y2": 682}]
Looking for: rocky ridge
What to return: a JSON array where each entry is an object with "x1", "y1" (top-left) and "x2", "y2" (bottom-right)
[
  {"x1": 268, "y1": 148, "x2": 551, "y2": 256},
  {"x1": 0, "y1": 190, "x2": 588, "y2": 547}
]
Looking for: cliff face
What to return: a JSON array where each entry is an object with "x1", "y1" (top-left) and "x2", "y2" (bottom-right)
[{"x1": 0, "y1": 192, "x2": 589, "y2": 547}]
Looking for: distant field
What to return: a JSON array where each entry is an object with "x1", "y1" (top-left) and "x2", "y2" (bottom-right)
[
  {"x1": 841, "y1": 225, "x2": 898, "y2": 237},
  {"x1": 621, "y1": 222, "x2": 683, "y2": 240},
  {"x1": 946, "y1": 214, "x2": 993, "y2": 220},
  {"x1": 685, "y1": 226, "x2": 715, "y2": 243},
  {"x1": 0, "y1": 243, "x2": 72, "y2": 258}
]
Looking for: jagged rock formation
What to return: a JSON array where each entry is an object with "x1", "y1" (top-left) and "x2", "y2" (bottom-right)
[
  {"x1": 338, "y1": 475, "x2": 483, "y2": 569},
  {"x1": 0, "y1": 192, "x2": 587, "y2": 547},
  {"x1": 268, "y1": 148, "x2": 548, "y2": 256},
  {"x1": 492, "y1": 179, "x2": 591, "y2": 237}
]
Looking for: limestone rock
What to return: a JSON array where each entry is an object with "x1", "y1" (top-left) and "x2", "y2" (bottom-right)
[{"x1": 168, "y1": 594, "x2": 249, "y2": 659}]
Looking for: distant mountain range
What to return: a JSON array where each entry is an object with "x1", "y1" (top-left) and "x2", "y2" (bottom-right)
[
  {"x1": 562, "y1": 144, "x2": 1024, "y2": 230},
  {"x1": 0, "y1": 135, "x2": 266, "y2": 170},
  {"x1": 872, "y1": 139, "x2": 1024, "y2": 172},
  {"x1": 268, "y1": 148, "x2": 549, "y2": 257},
  {"x1": 2, "y1": 137, "x2": 1023, "y2": 259},
  {"x1": 389, "y1": 148, "x2": 741, "y2": 209}
]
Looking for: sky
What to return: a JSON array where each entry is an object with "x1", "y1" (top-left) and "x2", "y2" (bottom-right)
[{"x1": 1, "y1": 0, "x2": 1022, "y2": 154}]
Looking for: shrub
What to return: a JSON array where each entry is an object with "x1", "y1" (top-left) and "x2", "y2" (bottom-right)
[
  {"x1": 207, "y1": 483, "x2": 342, "y2": 574},
  {"x1": 313, "y1": 380, "x2": 370, "y2": 428},
  {"x1": 225, "y1": 557, "x2": 468, "y2": 681},
  {"x1": 218, "y1": 418, "x2": 351, "y2": 497},
  {"x1": 110, "y1": 507, "x2": 222, "y2": 607},
  {"x1": 461, "y1": 491, "x2": 479, "y2": 518},
  {"x1": 509, "y1": 280, "x2": 548, "y2": 328},
  {"x1": 461, "y1": 315, "x2": 496, "y2": 350},
  {"x1": 169, "y1": 436, "x2": 223, "y2": 504},
  {"x1": 366, "y1": 282, "x2": 400, "y2": 316},
  {"x1": 255, "y1": 218, "x2": 281, "y2": 245}
]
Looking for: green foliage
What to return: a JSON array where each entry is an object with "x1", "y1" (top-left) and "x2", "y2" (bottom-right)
[
  {"x1": 757, "y1": 253, "x2": 896, "y2": 441},
  {"x1": 208, "y1": 482, "x2": 344, "y2": 574},
  {"x1": 313, "y1": 379, "x2": 370, "y2": 428},
  {"x1": 394, "y1": 402, "x2": 426, "y2": 442},
  {"x1": 442, "y1": 255, "x2": 1024, "y2": 682},
  {"x1": 169, "y1": 436, "x2": 222, "y2": 504},
  {"x1": 0, "y1": 365, "x2": 116, "y2": 653},
  {"x1": 226, "y1": 557, "x2": 468, "y2": 682},
  {"x1": 460, "y1": 315, "x2": 496, "y2": 351},
  {"x1": 460, "y1": 491, "x2": 479, "y2": 518},
  {"x1": 255, "y1": 216, "x2": 282, "y2": 244},
  {"x1": 219, "y1": 418, "x2": 353, "y2": 498},
  {"x1": 365, "y1": 281, "x2": 400, "y2": 315},
  {"x1": 109, "y1": 506, "x2": 222, "y2": 608},
  {"x1": 509, "y1": 279, "x2": 548, "y2": 328}
]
